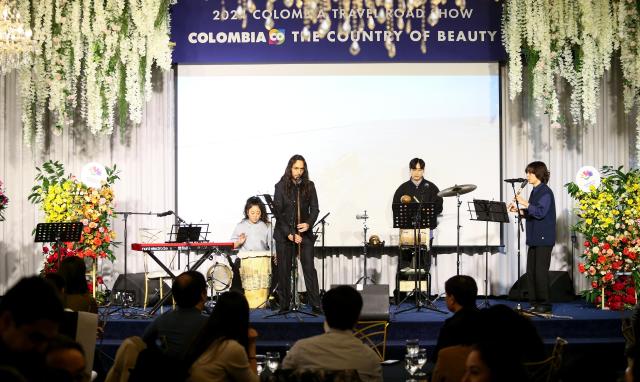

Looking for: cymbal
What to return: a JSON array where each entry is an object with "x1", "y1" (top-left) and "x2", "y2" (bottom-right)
[{"x1": 437, "y1": 184, "x2": 477, "y2": 197}]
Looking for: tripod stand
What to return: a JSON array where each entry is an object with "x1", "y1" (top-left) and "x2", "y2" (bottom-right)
[
  {"x1": 393, "y1": 202, "x2": 447, "y2": 315},
  {"x1": 470, "y1": 200, "x2": 509, "y2": 308},
  {"x1": 265, "y1": 238, "x2": 317, "y2": 321},
  {"x1": 355, "y1": 211, "x2": 375, "y2": 285}
]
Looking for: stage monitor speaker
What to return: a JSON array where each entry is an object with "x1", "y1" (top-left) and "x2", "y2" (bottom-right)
[
  {"x1": 331, "y1": 284, "x2": 390, "y2": 321},
  {"x1": 508, "y1": 271, "x2": 575, "y2": 302},
  {"x1": 111, "y1": 272, "x2": 171, "y2": 307}
]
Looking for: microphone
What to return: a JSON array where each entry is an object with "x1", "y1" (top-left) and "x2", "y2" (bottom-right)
[
  {"x1": 504, "y1": 178, "x2": 526, "y2": 183},
  {"x1": 356, "y1": 213, "x2": 368, "y2": 220},
  {"x1": 515, "y1": 179, "x2": 528, "y2": 196},
  {"x1": 157, "y1": 210, "x2": 173, "y2": 217}
]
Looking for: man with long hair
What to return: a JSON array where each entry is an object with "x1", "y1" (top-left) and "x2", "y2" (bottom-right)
[{"x1": 273, "y1": 154, "x2": 321, "y2": 313}]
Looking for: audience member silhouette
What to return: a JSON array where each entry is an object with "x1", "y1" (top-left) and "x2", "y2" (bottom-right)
[
  {"x1": 0, "y1": 276, "x2": 64, "y2": 381},
  {"x1": 185, "y1": 291, "x2": 258, "y2": 382},
  {"x1": 282, "y1": 285, "x2": 382, "y2": 382}
]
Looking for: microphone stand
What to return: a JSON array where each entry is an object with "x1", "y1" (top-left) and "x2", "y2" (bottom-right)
[
  {"x1": 266, "y1": 183, "x2": 316, "y2": 321},
  {"x1": 510, "y1": 183, "x2": 525, "y2": 278},
  {"x1": 110, "y1": 210, "x2": 163, "y2": 317},
  {"x1": 313, "y1": 212, "x2": 330, "y2": 295}
]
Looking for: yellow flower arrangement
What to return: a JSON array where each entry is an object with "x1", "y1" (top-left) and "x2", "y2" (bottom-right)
[{"x1": 29, "y1": 161, "x2": 120, "y2": 274}]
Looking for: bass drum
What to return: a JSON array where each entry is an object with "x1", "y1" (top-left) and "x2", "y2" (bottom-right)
[{"x1": 206, "y1": 262, "x2": 233, "y2": 293}]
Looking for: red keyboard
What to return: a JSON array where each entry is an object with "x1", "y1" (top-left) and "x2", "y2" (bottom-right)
[{"x1": 131, "y1": 242, "x2": 234, "y2": 251}]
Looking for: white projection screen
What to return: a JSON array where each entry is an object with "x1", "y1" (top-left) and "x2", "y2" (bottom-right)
[{"x1": 177, "y1": 63, "x2": 501, "y2": 247}]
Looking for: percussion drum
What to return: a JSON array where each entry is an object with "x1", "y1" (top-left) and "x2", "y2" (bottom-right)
[
  {"x1": 399, "y1": 229, "x2": 430, "y2": 247},
  {"x1": 238, "y1": 251, "x2": 272, "y2": 308},
  {"x1": 207, "y1": 263, "x2": 233, "y2": 293}
]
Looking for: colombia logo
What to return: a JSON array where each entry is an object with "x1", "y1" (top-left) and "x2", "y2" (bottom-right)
[{"x1": 268, "y1": 29, "x2": 285, "y2": 45}]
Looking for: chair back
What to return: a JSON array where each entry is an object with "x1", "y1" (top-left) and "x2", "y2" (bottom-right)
[
  {"x1": 524, "y1": 337, "x2": 568, "y2": 382},
  {"x1": 353, "y1": 320, "x2": 389, "y2": 361},
  {"x1": 267, "y1": 369, "x2": 363, "y2": 382}
]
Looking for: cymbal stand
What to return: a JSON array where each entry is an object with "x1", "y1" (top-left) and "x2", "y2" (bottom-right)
[{"x1": 356, "y1": 211, "x2": 375, "y2": 285}]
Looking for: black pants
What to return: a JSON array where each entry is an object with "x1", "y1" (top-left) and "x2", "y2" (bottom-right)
[
  {"x1": 526, "y1": 246, "x2": 553, "y2": 305},
  {"x1": 276, "y1": 237, "x2": 320, "y2": 308}
]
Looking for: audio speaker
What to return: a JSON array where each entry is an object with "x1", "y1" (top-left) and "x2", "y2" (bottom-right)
[
  {"x1": 112, "y1": 272, "x2": 171, "y2": 307},
  {"x1": 331, "y1": 284, "x2": 390, "y2": 320},
  {"x1": 508, "y1": 271, "x2": 575, "y2": 302}
]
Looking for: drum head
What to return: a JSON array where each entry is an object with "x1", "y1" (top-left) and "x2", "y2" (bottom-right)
[{"x1": 207, "y1": 263, "x2": 233, "y2": 292}]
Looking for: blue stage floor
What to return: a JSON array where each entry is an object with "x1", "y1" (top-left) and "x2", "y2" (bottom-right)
[{"x1": 96, "y1": 299, "x2": 631, "y2": 381}]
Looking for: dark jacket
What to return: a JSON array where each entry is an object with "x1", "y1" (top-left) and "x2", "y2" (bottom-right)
[
  {"x1": 524, "y1": 183, "x2": 556, "y2": 247},
  {"x1": 392, "y1": 179, "x2": 444, "y2": 228},
  {"x1": 432, "y1": 307, "x2": 480, "y2": 362},
  {"x1": 273, "y1": 178, "x2": 319, "y2": 242}
]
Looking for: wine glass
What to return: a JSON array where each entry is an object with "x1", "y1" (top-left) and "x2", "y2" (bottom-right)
[
  {"x1": 404, "y1": 354, "x2": 420, "y2": 381},
  {"x1": 405, "y1": 339, "x2": 419, "y2": 357},
  {"x1": 255, "y1": 354, "x2": 266, "y2": 375},
  {"x1": 417, "y1": 348, "x2": 427, "y2": 370},
  {"x1": 266, "y1": 351, "x2": 280, "y2": 373}
]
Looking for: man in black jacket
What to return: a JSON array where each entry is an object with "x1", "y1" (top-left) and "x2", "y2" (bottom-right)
[
  {"x1": 274, "y1": 154, "x2": 321, "y2": 313},
  {"x1": 432, "y1": 275, "x2": 479, "y2": 362},
  {"x1": 392, "y1": 158, "x2": 443, "y2": 216},
  {"x1": 393, "y1": 158, "x2": 443, "y2": 287}
]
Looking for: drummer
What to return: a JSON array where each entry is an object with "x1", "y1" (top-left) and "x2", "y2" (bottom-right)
[
  {"x1": 231, "y1": 196, "x2": 273, "y2": 252},
  {"x1": 392, "y1": 158, "x2": 444, "y2": 226},
  {"x1": 231, "y1": 196, "x2": 275, "y2": 307},
  {"x1": 392, "y1": 158, "x2": 444, "y2": 278}
]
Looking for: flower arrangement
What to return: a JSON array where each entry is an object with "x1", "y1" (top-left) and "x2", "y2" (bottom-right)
[
  {"x1": 567, "y1": 166, "x2": 640, "y2": 310},
  {"x1": 29, "y1": 160, "x2": 119, "y2": 274},
  {"x1": 16, "y1": 0, "x2": 174, "y2": 147},
  {"x1": 0, "y1": 180, "x2": 8, "y2": 221},
  {"x1": 502, "y1": 0, "x2": 640, "y2": 157}
]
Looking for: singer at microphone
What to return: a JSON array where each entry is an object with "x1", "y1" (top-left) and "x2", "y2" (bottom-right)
[
  {"x1": 273, "y1": 155, "x2": 321, "y2": 314},
  {"x1": 508, "y1": 161, "x2": 556, "y2": 315}
]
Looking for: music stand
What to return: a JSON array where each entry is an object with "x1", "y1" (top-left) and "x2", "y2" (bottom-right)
[
  {"x1": 392, "y1": 202, "x2": 446, "y2": 315},
  {"x1": 34, "y1": 222, "x2": 83, "y2": 269},
  {"x1": 469, "y1": 200, "x2": 509, "y2": 308}
]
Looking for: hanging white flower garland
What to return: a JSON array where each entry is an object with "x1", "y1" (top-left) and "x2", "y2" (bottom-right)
[
  {"x1": 17, "y1": 0, "x2": 174, "y2": 146},
  {"x1": 502, "y1": 0, "x2": 640, "y2": 159}
]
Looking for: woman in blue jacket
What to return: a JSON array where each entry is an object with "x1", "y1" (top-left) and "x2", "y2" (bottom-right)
[{"x1": 510, "y1": 161, "x2": 556, "y2": 313}]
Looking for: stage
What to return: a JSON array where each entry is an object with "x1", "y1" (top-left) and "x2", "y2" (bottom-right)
[{"x1": 96, "y1": 298, "x2": 630, "y2": 381}]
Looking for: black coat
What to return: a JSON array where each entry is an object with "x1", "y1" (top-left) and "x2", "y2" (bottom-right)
[
  {"x1": 432, "y1": 307, "x2": 480, "y2": 361},
  {"x1": 392, "y1": 179, "x2": 444, "y2": 227},
  {"x1": 273, "y1": 178, "x2": 319, "y2": 242}
]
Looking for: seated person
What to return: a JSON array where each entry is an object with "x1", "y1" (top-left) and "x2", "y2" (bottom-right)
[
  {"x1": 432, "y1": 275, "x2": 480, "y2": 362},
  {"x1": 185, "y1": 291, "x2": 259, "y2": 382},
  {"x1": 232, "y1": 196, "x2": 272, "y2": 252},
  {"x1": 45, "y1": 335, "x2": 88, "y2": 382},
  {"x1": 142, "y1": 271, "x2": 208, "y2": 359},
  {"x1": 462, "y1": 341, "x2": 529, "y2": 382},
  {"x1": 282, "y1": 285, "x2": 382, "y2": 382},
  {"x1": 230, "y1": 197, "x2": 274, "y2": 293},
  {"x1": 0, "y1": 276, "x2": 64, "y2": 381},
  {"x1": 57, "y1": 256, "x2": 98, "y2": 313}
]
